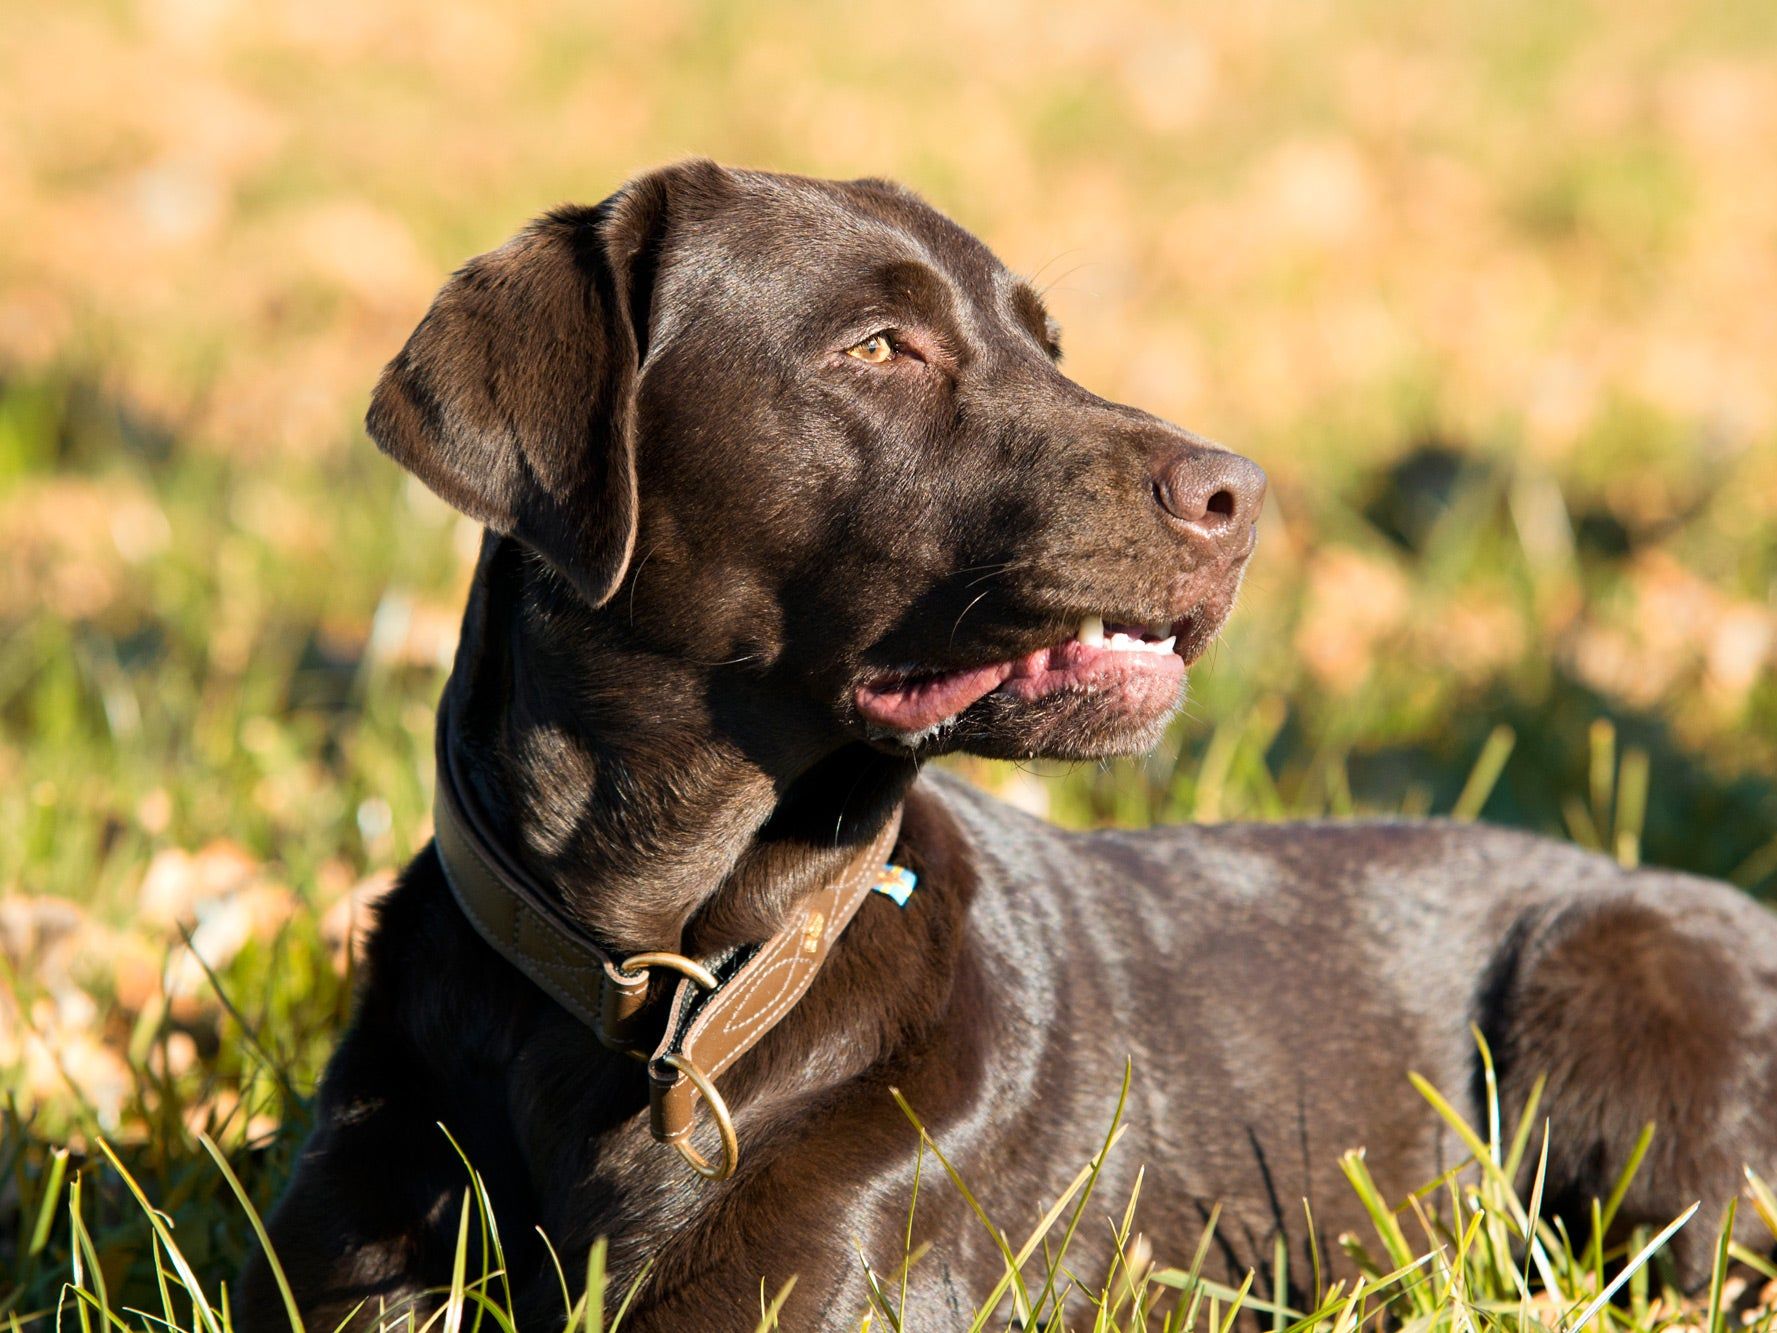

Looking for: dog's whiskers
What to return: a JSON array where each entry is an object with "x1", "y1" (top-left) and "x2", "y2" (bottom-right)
[
  {"x1": 966, "y1": 561, "x2": 1037, "y2": 593},
  {"x1": 831, "y1": 766, "x2": 871, "y2": 848},
  {"x1": 1035, "y1": 261, "x2": 1091, "y2": 300},
  {"x1": 949, "y1": 587, "x2": 997, "y2": 649},
  {"x1": 961, "y1": 559, "x2": 1025, "y2": 590}
]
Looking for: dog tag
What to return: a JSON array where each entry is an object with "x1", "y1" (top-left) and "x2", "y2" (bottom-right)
[{"x1": 871, "y1": 864, "x2": 918, "y2": 908}]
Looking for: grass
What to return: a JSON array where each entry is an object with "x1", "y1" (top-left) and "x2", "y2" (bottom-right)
[
  {"x1": 12, "y1": 1037, "x2": 1777, "y2": 1330},
  {"x1": 6, "y1": 0, "x2": 1777, "y2": 1324}
]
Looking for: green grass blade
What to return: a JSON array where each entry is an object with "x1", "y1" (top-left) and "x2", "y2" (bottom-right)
[
  {"x1": 1338, "y1": 1150, "x2": 1424, "y2": 1308},
  {"x1": 1596, "y1": 1124, "x2": 1656, "y2": 1245},
  {"x1": 439, "y1": 1123, "x2": 511, "y2": 1320},
  {"x1": 1215, "y1": 1270, "x2": 1255, "y2": 1333},
  {"x1": 1565, "y1": 1202, "x2": 1698, "y2": 1333},
  {"x1": 1521, "y1": 1125, "x2": 1550, "y2": 1297},
  {"x1": 751, "y1": 1276, "x2": 796, "y2": 1332},
  {"x1": 538, "y1": 1227, "x2": 573, "y2": 1326},
  {"x1": 445, "y1": 1191, "x2": 473, "y2": 1333},
  {"x1": 1272, "y1": 1229, "x2": 1290, "y2": 1333},
  {"x1": 1745, "y1": 1168, "x2": 1777, "y2": 1241},
  {"x1": 25, "y1": 1146, "x2": 69, "y2": 1260},
  {"x1": 897, "y1": 1136, "x2": 926, "y2": 1324},
  {"x1": 890, "y1": 1086, "x2": 1120, "y2": 1333},
  {"x1": 1614, "y1": 748, "x2": 1649, "y2": 868},
  {"x1": 176, "y1": 923, "x2": 300, "y2": 1111},
  {"x1": 1303, "y1": 1197, "x2": 1325, "y2": 1309},
  {"x1": 196, "y1": 1133, "x2": 303, "y2": 1333},
  {"x1": 851, "y1": 1238, "x2": 905, "y2": 1332},
  {"x1": 458, "y1": 1289, "x2": 520, "y2": 1333},
  {"x1": 66, "y1": 1172, "x2": 97, "y2": 1333},
  {"x1": 606, "y1": 1253, "x2": 654, "y2": 1331},
  {"x1": 1705, "y1": 1197, "x2": 1737, "y2": 1333},
  {"x1": 1453, "y1": 726, "x2": 1516, "y2": 821},
  {"x1": 1588, "y1": 719, "x2": 1616, "y2": 840},
  {"x1": 580, "y1": 1238, "x2": 607, "y2": 1333},
  {"x1": 97, "y1": 1140, "x2": 226, "y2": 1333},
  {"x1": 1500, "y1": 1073, "x2": 1547, "y2": 1182},
  {"x1": 1024, "y1": 1060, "x2": 1134, "y2": 1325}
]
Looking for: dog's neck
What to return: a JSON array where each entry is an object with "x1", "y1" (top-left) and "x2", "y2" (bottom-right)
[{"x1": 442, "y1": 536, "x2": 915, "y2": 955}]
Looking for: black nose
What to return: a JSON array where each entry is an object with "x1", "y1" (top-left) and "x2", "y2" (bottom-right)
[{"x1": 1151, "y1": 448, "x2": 1267, "y2": 547}]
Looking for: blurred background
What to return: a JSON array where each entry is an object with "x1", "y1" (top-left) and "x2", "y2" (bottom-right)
[{"x1": 3, "y1": 0, "x2": 1776, "y2": 1306}]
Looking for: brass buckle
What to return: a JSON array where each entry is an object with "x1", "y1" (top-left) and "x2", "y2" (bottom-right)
[
  {"x1": 615, "y1": 950, "x2": 719, "y2": 990},
  {"x1": 661, "y1": 1052, "x2": 739, "y2": 1181}
]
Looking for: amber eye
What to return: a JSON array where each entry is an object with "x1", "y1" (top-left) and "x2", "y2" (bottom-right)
[{"x1": 845, "y1": 332, "x2": 896, "y2": 364}]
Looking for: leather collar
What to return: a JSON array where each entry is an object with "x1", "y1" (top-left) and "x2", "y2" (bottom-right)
[{"x1": 431, "y1": 701, "x2": 904, "y2": 1179}]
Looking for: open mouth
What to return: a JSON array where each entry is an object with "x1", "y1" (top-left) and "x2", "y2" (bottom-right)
[{"x1": 857, "y1": 613, "x2": 1196, "y2": 734}]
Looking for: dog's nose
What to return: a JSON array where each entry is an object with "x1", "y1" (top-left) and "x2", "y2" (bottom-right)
[{"x1": 1151, "y1": 448, "x2": 1267, "y2": 547}]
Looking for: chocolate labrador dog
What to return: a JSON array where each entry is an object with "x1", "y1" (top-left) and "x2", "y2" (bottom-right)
[{"x1": 244, "y1": 161, "x2": 1777, "y2": 1330}]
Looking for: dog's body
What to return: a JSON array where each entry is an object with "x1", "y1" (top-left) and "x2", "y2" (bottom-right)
[{"x1": 246, "y1": 163, "x2": 1777, "y2": 1330}]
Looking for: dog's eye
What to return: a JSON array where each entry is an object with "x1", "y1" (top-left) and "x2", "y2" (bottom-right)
[{"x1": 845, "y1": 332, "x2": 897, "y2": 365}]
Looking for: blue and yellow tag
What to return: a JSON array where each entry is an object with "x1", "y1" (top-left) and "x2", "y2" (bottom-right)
[{"x1": 872, "y1": 864, "x2": 918, "y2": 908}]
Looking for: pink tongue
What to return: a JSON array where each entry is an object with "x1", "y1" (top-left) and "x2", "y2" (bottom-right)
[{"x1": 858, "y1": 647, "x2": 1054, "y2": 732}]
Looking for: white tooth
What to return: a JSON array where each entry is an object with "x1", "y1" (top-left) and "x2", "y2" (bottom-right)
[
  {"x1": 1076, "y1": 615, "x2": 1105, "y2": 648},
  {"x1": 1157, "y1": 636, "x2": 1177, "y2": 653},
  {"x1": 1109, "y1": 632, "x2": 1136, "y2": 651}
]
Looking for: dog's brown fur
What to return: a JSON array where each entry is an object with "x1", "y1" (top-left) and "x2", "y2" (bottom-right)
[{"x1": 244, "y1": 163, "x2": 1777, "y2": 1330}]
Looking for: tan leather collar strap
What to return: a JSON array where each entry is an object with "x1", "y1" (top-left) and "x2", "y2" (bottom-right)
[
  {"x1": 646, "y1": 810, "x2": 901, "y2": 1178},
  {"x1": 431, "y1": 703, "x2": 904, "y2": 1180}
]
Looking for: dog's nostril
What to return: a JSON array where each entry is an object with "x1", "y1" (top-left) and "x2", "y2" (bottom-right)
[{"x1": 1152, "y1": 448, "x2": 1267, "y2": 540}]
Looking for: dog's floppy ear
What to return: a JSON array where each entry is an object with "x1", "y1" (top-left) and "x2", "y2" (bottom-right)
[{"x1": 367, "y1": 160, "x2": 726, "y2": 607}]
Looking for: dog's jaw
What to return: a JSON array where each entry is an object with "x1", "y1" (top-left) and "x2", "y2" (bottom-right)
[
  {"x1": 857, "y1": 632, "x2": 1187, "y2": 754},
  {"x1": 853, "y1": 582, "x2": 1244, "y2": 761},
  {"x1": 868, "y1": 670, "x2": 1188, "y2": 760}
]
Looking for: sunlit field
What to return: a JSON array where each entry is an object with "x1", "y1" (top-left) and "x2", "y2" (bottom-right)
[{"x1": 3, "y1": 1, "x2": 1776, "y2": 1326}]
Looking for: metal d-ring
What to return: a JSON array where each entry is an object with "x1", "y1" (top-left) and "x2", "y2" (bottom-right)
[
  {"x1": 615, "y1": 950, "x2": 719, "y2": 990},
  {"x1": 661, "y1": 1052, "x2": 740, "y2": 1181}
]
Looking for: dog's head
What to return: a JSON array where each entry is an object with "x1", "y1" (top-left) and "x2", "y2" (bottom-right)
[{"x1": 371, "y1": 161, "x2": 1263, "y2": 763}]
